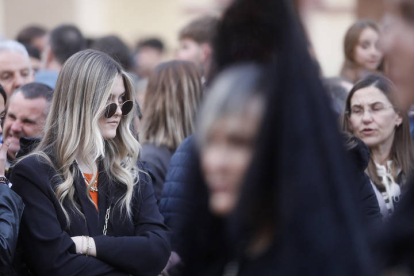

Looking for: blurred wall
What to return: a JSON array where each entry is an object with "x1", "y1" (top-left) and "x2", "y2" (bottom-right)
[
  {"x1": 0, "y1": 0, "x2": 218, "y2": 55},
  {"x1": 0, "y1": 0, "x2": 381, "y2": 77}
]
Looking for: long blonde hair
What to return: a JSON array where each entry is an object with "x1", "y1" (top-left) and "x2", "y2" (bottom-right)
[
  {"x1": 25, "y1": 50, "x2": 140, "y2": 225},
  {"x1": 140, "y1": 60, "x2": 203, "y2": 150}
]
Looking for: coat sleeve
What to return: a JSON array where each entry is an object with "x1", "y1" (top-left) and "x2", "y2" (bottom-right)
[
  {"x1": 10, "y1": 157, "x2": 128, "y2": 276},
  {"x1": 0, "y1": 184, "x2": 24, "y2": 267},
  {"x1": 93, "y1": 173, "x2": 171, "y2": 276}
]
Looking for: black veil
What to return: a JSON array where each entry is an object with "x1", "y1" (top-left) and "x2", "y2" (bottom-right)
[{"x1": 213, "y1": 0, "x2": 376, "y2": 275}]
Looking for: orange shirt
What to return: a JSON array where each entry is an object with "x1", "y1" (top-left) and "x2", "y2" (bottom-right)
[{"x1": 83, "y1": 173, "x2": 98, "y2": 210}]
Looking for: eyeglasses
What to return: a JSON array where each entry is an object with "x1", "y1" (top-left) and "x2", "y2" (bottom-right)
[
  {"x1": 105, "y1": 100, "x2": 133, "y2": 118},
  {"x1": 348, "y1": 103, "x2": 395, "y2": 118}
]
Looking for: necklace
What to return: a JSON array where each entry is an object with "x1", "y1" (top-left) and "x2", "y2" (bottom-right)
[{"x1": 74, "y1": 159, "x2": 99, "y2": 192}]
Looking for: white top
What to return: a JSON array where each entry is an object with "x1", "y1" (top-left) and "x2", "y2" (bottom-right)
[{"x1": 371, "y1": 161, "x2": 401, "y2": 218}]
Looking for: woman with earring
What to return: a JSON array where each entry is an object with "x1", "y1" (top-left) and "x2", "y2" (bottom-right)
[
  {"x1": 10, "y1": 50, "x2": 170, "y2": 276},
  {"x1": 343, "y1": 74, "x2": 414, "y2": 218}
]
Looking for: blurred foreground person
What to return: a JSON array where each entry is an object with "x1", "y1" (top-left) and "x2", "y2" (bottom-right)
[
  {"x1": 160, "y1": 0, "x2": 376, "y2": 275},
  {"x1": 0, "y1": 40, "x2": 34, "y2": 99},
  {"x1": 10, "y1": 50, "x2": 170, "y2": 275},
  {"x1": 343, "y1": 75, "x2": 414, "y2": 219},
  {"x1": 194, "y1": 62, "x2": 378, "y2": 275},
  {"x1": 140, "y1": 60, "x2": 203, "y2": 201},
  {"x1": 341, "y1": 20, "x2": 383, "y2": 83},
  {"x1": 322, "y1": 77, "x2": 353, "y2": 116},
  {"x1": 0, "y1": 84, "x2": 24, "y2": 275}
]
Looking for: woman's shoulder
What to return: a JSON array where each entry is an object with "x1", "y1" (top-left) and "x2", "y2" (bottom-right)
[
  {"x1": 13, "y1": 154, "x2": 55, "y2": 172},
  {"x1": 141, "y1": 143, "x2": 174, "y2": 162},
  {"x1": 136, "y1": 161, "x2": 152, "y2": 186},
  {"x1": 10, "y1": 153, "x2": 58, "y2": 187}
]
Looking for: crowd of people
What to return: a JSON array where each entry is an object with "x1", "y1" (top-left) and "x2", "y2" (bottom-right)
[{"x1": 2, "y1": 0, "x2": 414, "y2": 275}]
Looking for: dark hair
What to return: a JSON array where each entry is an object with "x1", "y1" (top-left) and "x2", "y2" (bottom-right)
[
  {"x1": 0, "y1": 84, "x2": 6, "y2": 104},
  {"x1": 343, "y1": 74, "x2": 414, "y2": 189},
  {"x1": 179, "y1": 16, "x2": 218, "y2": 45},
  {"x1": 16, "y1": 25, "x2": 46, "y2": 45},
  {"x1": 49, "y1": 24, "x2": 86, "y2": 65},
  {"x1": 322, "y1": 77, "x2": 352, "y2": 114},
  {"x1": 23, "y1": 43, "x2": 41, "y2": 59},
  {"x1": 137, "y1": 38, "x2": 164, "y2": 52},
  {"x1": 14, "y1": 82, "x2": 53, "y2": 103},
  {"x1": 91, "y1": 35, "x2": 132, "y2": 71},
  {"x1": 211, "y1": 0, "x2": 281, "y2": 78}
]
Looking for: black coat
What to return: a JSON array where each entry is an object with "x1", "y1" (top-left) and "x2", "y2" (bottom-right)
[
  {"x1": 10, "y1": 156, "x2": 170, "y2": 276},
  {"x1": 141, "y1": 143, "x2": 174, "y2": 202},
  {"x1": 345, "y1": 135, "x2": 383, "y2": 240},
  {"x1": 0, "y1": 184, "x2": 24, "y2": 275}
]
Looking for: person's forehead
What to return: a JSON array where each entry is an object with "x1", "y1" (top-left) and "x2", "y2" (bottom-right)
[
  {"x1": 359, "y1": 28, "x2": 379, "y2": 41},
  {"x1": 0, "y1": 51, "x2": 30, "y2": 71},
  {"x1": 351, "y1": 86, "x2": 390, "y2": 104},
  {"x1": 8, "y1": 93, "x2": 47, "y2": 116}
]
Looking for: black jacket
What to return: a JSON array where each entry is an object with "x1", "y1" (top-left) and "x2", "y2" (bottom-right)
[
  {"x1": 141, "y1": 143, "x2": 174, "y2": 202},
  {"x1": 10, "y1": 156, "x2": 170, "y2": 276},
  {"x1": 159, "y1": 135, "x2": 223, "y2": 276},
  {"x1": 0, "y1": 184, "x2": 24, "y2": 275},
  {"x1": 345, "y1": 135, "x2": 383, "y2": 240}
]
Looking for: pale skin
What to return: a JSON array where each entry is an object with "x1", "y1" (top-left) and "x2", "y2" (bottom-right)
[
  {"x1": 348, "y1": 86, "x2": 402, "y2": 165},
  {"x1": 70, "y1": 76, "x2": 125, "y2": 257}
]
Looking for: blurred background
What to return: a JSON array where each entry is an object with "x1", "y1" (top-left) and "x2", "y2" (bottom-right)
[{"x1": 0, "y1": 0, "x2": 383, "y2": 76}]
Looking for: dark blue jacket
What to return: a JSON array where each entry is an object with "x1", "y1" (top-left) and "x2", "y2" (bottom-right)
[
  {"x1": 11, "y1": 156, "x2": 170, "y2": 276},
  {"x1": 159, "y1": 135, "x2": 222, "y2": 275}
]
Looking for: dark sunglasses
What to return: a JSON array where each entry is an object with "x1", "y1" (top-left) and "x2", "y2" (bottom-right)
[{"x1": 104, "y1": 100, "x2": 133, "y2": 118}]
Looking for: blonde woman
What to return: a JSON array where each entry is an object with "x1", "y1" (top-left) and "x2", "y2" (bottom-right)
[
  {"x1": 140, "y1": 60, "x2": 203, "y2": 201},
  {"x1": 10, "y1": 50, "x2": 170, "y2": 275}
]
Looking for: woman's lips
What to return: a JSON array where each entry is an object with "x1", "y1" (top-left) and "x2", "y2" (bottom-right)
[
  {"x1": 361, "y1": 128, "x2": 375, "y2": 135},
  {"x1": 108, "y1": 121, "x2": 119, "y2": 126}
]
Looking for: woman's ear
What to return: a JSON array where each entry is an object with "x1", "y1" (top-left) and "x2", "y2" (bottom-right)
[{"x1": 396, "y1": 111, "x2": 403, "y2": 127}]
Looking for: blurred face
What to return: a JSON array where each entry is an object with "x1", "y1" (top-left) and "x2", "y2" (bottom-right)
[
  {"x1": 348, "y1": 86, "x2": 402, "y2": 150},
  {"x1": 201, "y1": 99, "x2": 262, "y2": 217},
  {"x1": 3, "y1": 91, "x2": 48, "y2": 158},
  {"x1": 98, "y1": 76, "x2": 126, "y2": 140},
  {"x1": 382, "y1": 0, "x2": 414, "y2": 109},
  {"x1": 135, "y1": 47, "x2": 163, "y2": 77},
  {"x1": 176, "y1": 38, "x2": 204, "y2": 68},
  {"x1": 353, "y1": 27, "x2": 383, "y2": 71},
  {"x1": 0, "y1": 51, "x2": 34, "y2": 98},
  {"x1": 32, "y1": 35, "x2": 47, "y2": 52}
]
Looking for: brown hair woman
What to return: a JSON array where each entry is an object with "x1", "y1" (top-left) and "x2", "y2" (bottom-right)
[
  {"x1": 341, "y1": 20, "x2": 383, "y2": 83},
  {"x1": 343, "y1": 74, "x2": 414, "y2": 218},
  {"x1": 140, "y1": 60, "x2": 203, "y2": 201}
]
